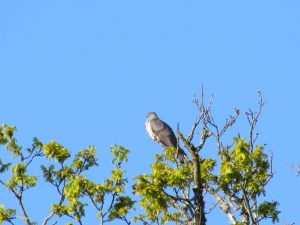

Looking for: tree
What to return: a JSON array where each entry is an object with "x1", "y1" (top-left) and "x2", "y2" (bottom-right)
[
  {"x1": 0, "y1": 126, "x2": 134, "y2": 225},
  {"x1": 0, "y1": 89, "x2": 279, "y2": 225},
  {"x1": 133, "y1": 90, "x2": 279, "y2": 225}
]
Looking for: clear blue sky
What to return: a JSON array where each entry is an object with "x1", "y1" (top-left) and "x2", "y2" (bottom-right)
[{"x1": 1, "y1": 1, "x2": 300, "y2": 224}]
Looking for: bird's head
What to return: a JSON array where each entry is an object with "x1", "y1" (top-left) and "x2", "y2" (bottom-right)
[{"x1": 146, "y1": 112, "x2": 158, "y2": 120}]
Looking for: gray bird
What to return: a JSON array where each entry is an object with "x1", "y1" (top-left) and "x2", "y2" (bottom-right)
[{"x1": 145, "y1": 112, "x2": 187, "y2": 163}]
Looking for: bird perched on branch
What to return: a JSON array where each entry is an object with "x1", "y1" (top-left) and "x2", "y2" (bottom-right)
[{"x1": 145, "y1": 112, "x2": 187, "y2": 163}]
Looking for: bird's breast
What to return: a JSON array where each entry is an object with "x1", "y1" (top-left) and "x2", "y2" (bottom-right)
[{"x1": 145, "y1": 120, "x2": 156, "y2": 140}]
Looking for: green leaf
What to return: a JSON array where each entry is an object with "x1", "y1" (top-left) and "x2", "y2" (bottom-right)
[
  {"x1": 4, "y1": 125, "x2": 16, "y2": 139},
  {"x1": 33, "y1": 137, "x2": 43, "y2": 149},
  {"x1": 43, "y1": 141, "x2": 71, "y2": 163},
  {"x1": 108, "y1": 196, "x2": 134, "y2": 221},
  {"x1": 51, "y1": 204, "x2": 70, "y2": 217},
  {"x1": 0, "y1": 126, "x2": 8, "y2": 144},
  {"x1": 0, "y1": 205, "x2": 16, "y2": 224},
  {"x1": 71, "y1": 146, "x2": 98, "y2": 171},
  {"x1": 0, "y1": 159, "x2": 11, "y2": 173},
  {"x1": 111, "y1": 145, "x2": 129, "y2": 164},
  {"x1": 258, "y1": 201, "x2": 280, "y2": 223}
]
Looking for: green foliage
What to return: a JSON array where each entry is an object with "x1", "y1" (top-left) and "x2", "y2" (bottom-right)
[
  {"x1": 43, "y1": 141, "x2": 71, "y2": 163},
  {"x1": 0, "y1": 124, "x2": 133, "y2": 225},
  {"x1": 201, "y1": 158, "x2": 216, "y2": 181},
  {"x1": 258, "y1": 201, "x2": 280, "y2": 223},
  {"x1": 0, "y1": 125, "x2": 40, "y2": 193},
  {"x1": 0, "y1": 205, "x2": 16, "y2": 224},
  {"x1": 0, "y1": 93, "x2": 280, "y2": 225},
  {"x1": 111, "y1": 145, "x2": 129, "y2": 164},
  {"x1": 51, "y1": 204, "x2": 70, "y2": 217},
  {"x1": 6, "y1": 163, "x2": 37, "y2": 190},
  {"x1": 108, "y1": 196, "x2": 135, "y2": 221},
  {"x1": 219, "y1": 137, "x2": 270, "y2": 194},
  {"x1": 71, "y1": 146, "x2": 98, "y2": 171},
  {"x1": 217, "y1": 137, "x2": 280, "y2": 223},
  {"x1": 134, "y1": 135, "x2": 279, "y2": 225},
  {"x1": 0, "y1": 124, "x2": 21, "y2": 156},
  {"x1": 0, "y1": 159, "x2": 11, "y2": 173},
  {"x1": 0, "y1": 125, "x2": 43, "y2": 225},
  {"x1": 133, "y1": 147, "x2": 194, "y2": 224},
  {"x1": 0, "y1": 125, "x2": 9, "y2": 144},
  {"x1": 134, "y1": 147, "x2": 219, "y2": 224},
  {"x1": 41, "y1": 144, "x2": 133, "y2": 224}
]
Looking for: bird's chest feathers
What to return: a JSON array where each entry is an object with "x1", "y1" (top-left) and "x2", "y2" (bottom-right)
[{"x1": 145, "y1": 120, "x2": 159, "y2": 141}]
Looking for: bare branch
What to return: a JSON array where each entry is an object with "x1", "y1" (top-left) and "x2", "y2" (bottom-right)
[
  {"x1": 246, "y1": 91, "x2": 266, "y2": 150},
  {"x1": 15, "y1": 194, "x2": 31, "y2": 225},
  {"x1": 6, "y1": 219, "x2": 16, "y2": 225},
  {"x1": 187, "y1": 116, "x2": 201, "y2": 143},
  {"x1": 176, "y1": 128, "x2": 197, "y2": 155},
  {"x1": 219, "y1": 108, "x2": 240, "y2": 137},
  {"x1": 25, "y1": 148, "x2": 43, "y2": 168},
  {"x1": 242, "y1": 190, "x2": 255, "y2": 224},
  {"x1": 42, "y1": 189, "x2": 65, "y2": 225},
  {"x1": 204, "y1": 185, "x2": 238, "y2": 225},
  {"x1": 196, "y1": 128, "x2": 212, "y2": 152},
  {"x1": 289, "y1": 164, "x2": 300, "y2": 176},
  {"x1": 164, "y1": 191, "x2": 193, "y2": 223},
  {"x1": 42, "y1": 212, "x2": 55, "y2": 225}
]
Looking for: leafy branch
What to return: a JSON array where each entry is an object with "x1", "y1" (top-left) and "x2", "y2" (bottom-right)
[
  {"x1": 134, "y1": 88, "x2": 279, "y2": 225},
  {"x1": 0, "y1": 125, "x2": 134, "y2": 225}
]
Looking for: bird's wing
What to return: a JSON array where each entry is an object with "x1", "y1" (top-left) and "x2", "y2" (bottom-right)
[
  {"x1": 149, "y1": 118, "x2": 166, "y2": 135},
  {"x1": 150, "y1": 118, "x2": 177, "y2": 147}
]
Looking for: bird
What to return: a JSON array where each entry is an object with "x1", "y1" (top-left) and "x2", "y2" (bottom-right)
[{"x1": 145, "y1": 112, "x2": 187, "y2": 163}]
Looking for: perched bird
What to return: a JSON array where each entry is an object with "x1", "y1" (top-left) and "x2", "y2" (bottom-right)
[{"x1": 145, "y1": 112, "x2": 187, "y2": 163}]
